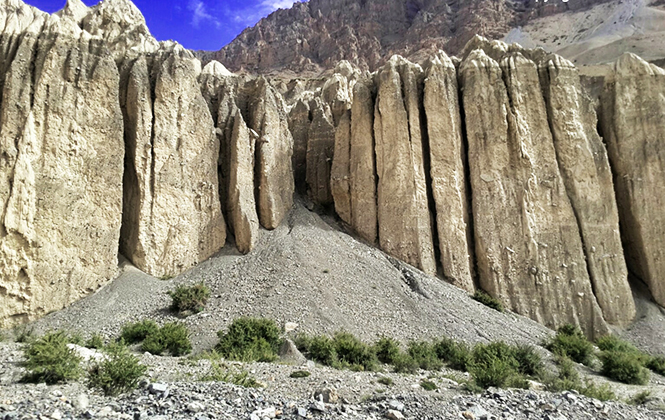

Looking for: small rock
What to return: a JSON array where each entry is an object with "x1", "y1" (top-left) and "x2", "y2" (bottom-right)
[
  {"x1": 388, "y1": 400, "x2": 405, "y2": 412},
  {"x1": 148, "y1": 383, "x2": 168, "y2": 394},
  {"x1": 284, "y1": 322, "x2": 299, "y2": 333},
  {"x1": 187, "y1": 402, "x2": 205, "y2": 413},
  {"x1": 468, "y1": 404, "x2": 489, "y2": 420},
  {"x1": 385, "y1": 410, "x2": 404, "y2": 420},
  {"x1": 251, "y1": 407, "x2": 276, "y2": 419},
  {"x1": 461, "y1": 412, "x2": 474, "y2": 420},
  {"x1": 314, "y1": 388, "x2": 339, "y2": 404},
  {"x1": 50, "y1": 409, "x2": 62, "y2": 420},
  {"x1": 98, "y1": 407, "x2": 113, "y2": 417},
  {"x1": 311, "y1": 401, "x2": 326, "y2": 412},
  {"x1": 297, "y1": 407, "x2": 308, "y2": 418}
]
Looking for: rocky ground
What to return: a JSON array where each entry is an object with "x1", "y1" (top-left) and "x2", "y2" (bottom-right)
[
  {"x1": 1, "y1": 202, "x2": 665, "y2": 419},
  {"x1": 1, "y1": 339, "x2": 665, "y2": 420}
]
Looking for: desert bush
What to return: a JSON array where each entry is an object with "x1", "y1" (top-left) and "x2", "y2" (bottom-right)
[
  {"x1": 407, "y1": 341, "x2": 443, "y2": 371},
  {"x1": 23, "y1": 331, "x2": 82, "y2": 384},
  {"x1": 120, "y1": 320, "x2": 159, "y2": 344},
  {"x1": 215, "y1": 318, "x2": 282, "y2": 362},
  {"x1": 86, "y1": 334, "x2": 105, "y2": 350},
  {"x1": 200, "y1": 360, "x2": 262, "y2": 387},
  {"x1": 599, "y1": 350, "x2": 650, "y2": 385},
  {"x1": 545, "y1": 324, "x2": 594, "y2": 365},
  {"x1": 169, "y1": 282, "x2": 210, "y2": 315},
  {"x1": 304, "y1": 335, "x2": 338, "y2": 366},
  {"x1": 628, "y1": 390, "x2": 652, "y2": 405},
  {"x1": 596, "y1": 335, "x2": 639, "y2": 353},
  {"x1": 332, "y1": 332, "x2": 377, "y2": 371},
  {"x1": 378, "y1": 376, "x2": 394, "y2": 386},
  {"x1": 392, "y1": 352, "x2": 420, "y2": 374},
  {"x1": 468, "y1": 342, "x2": 522, "y2": 389},
  {"x1": 141, "y1": 322, "x2": 192, "y2": 356},
  {"x1": 88, "y1": 342, "x2": 147, "y2": 396},
  {"x1": 646, "y1": 356, "x2": 665, "y2": 375},
  {"x1": 435, "y1": 337, "x2": 472, "y2": 371},
  {"x1": 544, "y1": 356, "x2": 616, "y2": 401},
  {"x1": 472, "y1": 290, "x2": 504, "y2": 312},
  {"x1": 513, "y1": 344, "x2": 544, "y2": 377},
  {"x1": 373, "y1": 336, "x2": 401, "y2": 364}
]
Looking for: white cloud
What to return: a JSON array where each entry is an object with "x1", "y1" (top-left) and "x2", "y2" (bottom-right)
[
  {"x1": 188, "y1": 0, "x2": 221, "y2": 28},
  {"x1": 231, "y1": 0, "x2": 301, "y2": 26}
]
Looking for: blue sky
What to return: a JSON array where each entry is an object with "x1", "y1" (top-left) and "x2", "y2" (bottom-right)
[{"x1": 23, "y1": 0, "x2": 304, "y2": 51}]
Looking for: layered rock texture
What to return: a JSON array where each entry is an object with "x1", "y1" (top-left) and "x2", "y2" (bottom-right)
[
  {"x1": 202, "y1": 0, "x2": 619, "y2": 74},
  {"x1": 0, "y1": 0, "x2": 663, "y2": 340}
]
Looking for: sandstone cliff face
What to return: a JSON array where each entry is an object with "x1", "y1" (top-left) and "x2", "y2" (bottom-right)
[
  {"x1": 120, "y1": 47, "x2": 226, "y2": 279},
  {"x1": 541, "y1": 55, "x2": 635, "y2": 327},
  {"x1": 460, "y1": 50, "x2": 609, "y2": 337},
  {"x1": 374, "y1": 56, "x2": 436, "y2": 275},
  {"x1": 600, "y1": 53, "x2": 665, "y2": 307},
  {"x1": 423, "y1": 52, "x2": 475, "y2": 292},
  {"x1": 0, "y1": 13, "x2": 124, "y2": 328}
]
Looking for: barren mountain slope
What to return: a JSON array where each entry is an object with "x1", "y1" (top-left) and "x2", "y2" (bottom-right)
[{"x1": 202, "y1": 0, "x2": 665, "y2": 74}]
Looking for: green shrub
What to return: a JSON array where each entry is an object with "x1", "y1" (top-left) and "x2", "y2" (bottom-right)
[
  {"x1": 332, "y1": 332, "x2": 377, "y2": 371},
  {"x1": 435, "y1": 338, "x2": 472, "y2": 371},
  {"x1": 305, "y1": 335, "x2": 337, "y2": 366},
  {"x1": 88, "y1": 342, "x2": 147, "y2": 396},
  {"x1": 168, "y1": 282, "x2": 211, "y2": 315},
  {"x1": 407, "y1": 341, "x2": 443, "y2": 371},
  {"x1": 600, "y1": 351, "x2": 650, "y2": 385},
  {"x1": 544, "y1": 355, "x2": 615, "y2": 401},
  {"x1": 420, "y1": 380, "x2": 437, "y2": 391},
  {"x1": 141, "y1": 323, "x2": 192, "y2": 356},
  {"x1": 472, "y1": 290, "x2": 504, "y2": 312},
  {"x1": 596, "y1": 335, "x2": 639, "y2": 353},
  {"x1": 392, "y1": 352, "x2": 420, "y2": 374},
  {"x1": 373, "y1": 336, "x2": 401, "y2": 365},
  {"x1": 513, "y1": 344, "x2": 544, "y2": 377},
  {"x1": 378, "y1": 376, "x2": 393, "y2": 386},
  {"x1": 23, "y1": 331, "x2": 82, "y2": 384},
  {"x1": 469, "y1": 342, "x2": 521, "y2": 389},
  {"x1": 290, "y1": 370, "x2": 311, "y2": 378},
  {"x1": 68, "y1": 333, "x2": 85, "y2": 346},
  {"x1": 628, "y1": 390, "x2": 652, "y2": 405},
  {"x1": 215, "y1": 318, "x2": 282, "y2": 362},
  {"x1": 120, "y1": 320, "x2": 159, "y2": 344},
  {"x1": 86, "y1": 334, "x2": 105, "y2": 350},
  {"x1": 200, "y1": 361, "x2": 262, "y2": 387},
  {"x1": 545, "y1": 324, "x2": 594, "y2": 365},
  {"x1": 646, "y1": 356, "x2": 665, "y2": 375},
  {"x1": 578, "y1": 381, "x2": 616, "y2": 401}
]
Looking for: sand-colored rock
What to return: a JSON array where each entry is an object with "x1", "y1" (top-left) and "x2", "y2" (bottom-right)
[
  {"x1": 541, "y1": 54, "x2": 635, "y2": 326},
  {"x1": 423, "y1": 52, "x2": 475, "y2": 293},
  {"x1": 121, "y1": 48, "x2": 226, "y2": 278},
  {"x1": 600, "y1": 53, "x2": 665, "y2": 307},
  {"x1": 460, "y1": 50, "x2": 609, "y2": 337},
  {"x1": 306, "y1": 98, "x2": 335, "y2": 206},
  {"x1": 246, "y1": 77, "x2": 294, "y2": 229},
  {"x1": 374, "y1": 56, "x2": 436, "y2": 275},
  {"x1": 228, "y1": 108, "x2": 260, "y2": 254},
  {"x1": 349, "y1": 78, "x2": 377, "y2": 244},
  {"x1": 0, "y1": 19, "x2": 124, "y2": 328}
]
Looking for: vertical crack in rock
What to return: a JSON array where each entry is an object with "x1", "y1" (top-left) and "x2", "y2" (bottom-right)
[
  {"x1": 374, "y1": 56, "x2": 436, "y2": 275},
  {"x1": 306, "y1": 97, "x2": 335, "y2": 206},
  {"x1": 423, "y1": 51, "x2": 475, "y2": 293},
  {"x1": 600, "y1": 53, "x2": 665, "y2": 307},
  {"x1": 540, "y1": 54, "x2": 635, "y2": 327},
  {"x1": 288, "y1": 98, "x2": 312, "y2": 194},
  {"x1": 460, "y1": 49, "x2": 609, "y2": 338}
]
